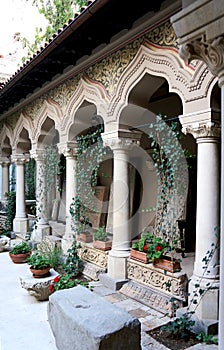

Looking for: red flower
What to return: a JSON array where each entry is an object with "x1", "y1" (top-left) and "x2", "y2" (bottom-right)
[
  {"x1": 54, "y1": 276, "x2": 60, "y2": 283},
  {"x1": 49, "y1": 284, "x2": 54, "y2": 292},
  {"x1": 143, "y1": 244, "x2": 148, "y2": 252},
  {"x1": 156, "y1": 245, "x2": 162, "y2": 251}
]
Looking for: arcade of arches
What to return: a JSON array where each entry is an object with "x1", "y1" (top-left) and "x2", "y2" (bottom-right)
[{"x1": 0, "y1": 20, "x2": 221, "y2": 325}]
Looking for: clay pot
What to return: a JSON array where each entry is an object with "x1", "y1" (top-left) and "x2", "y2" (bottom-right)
[
  {"x1": 9, "y1": 252, "x2": 31, "y2": 264},
  {"x1": 30, "y1": 266, "x2": 51, "y2": 278},
  {"x1": 77, "y1": 233, "x2": 93, "y2": 243},
  {"x1": 153, "y1": 256, "x2": 181, "y2": 273},
  {"x1": 93, "y1": 240, "x2": 112, "y2": 251},
  {"x1": 130, "y1": 248, "x2": 149, "y2": 264}
]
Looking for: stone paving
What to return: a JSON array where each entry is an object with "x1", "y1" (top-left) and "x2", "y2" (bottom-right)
[{"x1": 0, "y1": 249, "x2": 218, "y2": 350}]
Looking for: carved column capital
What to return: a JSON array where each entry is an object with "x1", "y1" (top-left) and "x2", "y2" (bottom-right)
[
  {"x1": 11, "y1": 153, "x2": 30, "y2": 165},
  {"x1": 0, "y1": 157, "x2": 11, "y2": 166},
  {"x1": 30, "y1": 149, "x2": 44, "y2": 162},
  {"x1": 57, "y1": 141, "x2": 79, "y2": 158},
  {"x1": 182, "y1": 121, "x2": 221, "y2": 141},
  {"x1": 180, "y1": 36, "x2": 224, "y2": 84},
  {"x1": 102, "y1": 129, "x2": 141, "y2": 152}
]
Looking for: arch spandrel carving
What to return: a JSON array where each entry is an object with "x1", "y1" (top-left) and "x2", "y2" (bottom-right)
[
  {"x1": 32, "y1": 99, "x2": 62, "y2": 144},
  {"x1": 12, "y1": 113, "x2": 34, "y2": 149},
  {"x1": 62, "y1": 77, "x2": 110, "y2": 139},
  {"x1": 107, "y1": 43, "x2": 215, "y2": 123}
]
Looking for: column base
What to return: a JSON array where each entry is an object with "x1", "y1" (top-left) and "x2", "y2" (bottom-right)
[
  {"x1": 31, "y1": 224, "x2": 51, "y2": 242},
  {"x1": 107, "y1": 251, "x2": 129, "y2": 280},
  {"x1": 99, "y1": 273, "x2": 129, "y2": 291},
  {"x1": 13, "y1": 218, "x2": 29, "y2": 233},
  {"x1": 188, "y1": 274, "x2": 219, "y2": 320}
]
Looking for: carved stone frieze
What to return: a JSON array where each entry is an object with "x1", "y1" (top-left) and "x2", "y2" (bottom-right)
[
  {"x1": 79, "y1": 244, "x2": 108, "y2": 268},
  {"x1": 180, "y1": 36, "x2": 224, "y2": 82},
  {"x1": 11, "y1": 153, "x2": 30, "y2": 164},
  {"x1": 120, "y1": 280, "x2": 184, "y2": 316},
  {"x1": 127, "y1": 259, "x2": 188, "y2": 302},
  {"x1": 82, "y1": 261, "x2": 106, "y2": 281}
]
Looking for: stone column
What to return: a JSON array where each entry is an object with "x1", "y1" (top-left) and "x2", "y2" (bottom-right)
[
  {"x1": 30, "y1": 150, "x2": 51, "y2": 241},
  {"x1": 184, "y1": 123, "x2": 220, "y2": 320},
  {"x1": 58, "y1": 142, "x2": 79, "y2": 253},
  {"x1": 102, "y1": 130, "x2": 141, "y2": 286},
  {"x1": 0, "y1": 158, "x2": 10, "y2": 202},
  {"x1": 11, "y1": 154, "x2": 29, "y2": 233}
]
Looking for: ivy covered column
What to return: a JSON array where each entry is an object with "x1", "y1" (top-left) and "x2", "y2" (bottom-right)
[
  {"x1": 58, "y1": 142, "x2": 79, "y2": 252},
  {"x1": 11, "y1": 154, "x2": 29, "y2": 233},
  {"x1": 102, "y1": 130, "x2": 141, "y2": 286},
  {"x1": 0, "y1": 158, "x2": 10, "y2": 203},
  {"x1": 30, "y1": 150, "x2": 51, "y2": 241}
]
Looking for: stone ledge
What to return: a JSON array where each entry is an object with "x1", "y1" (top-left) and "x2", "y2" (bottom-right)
[
  {"x1": 48, "y1": 285, "x2": 141, "y2": 350},
  {"x1": 20, "y1": 269, "x2": 59, "y2": 301}
]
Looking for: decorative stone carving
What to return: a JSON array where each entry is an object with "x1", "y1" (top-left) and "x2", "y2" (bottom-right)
[
  {"x1": 82, "y1": 261, "x2": 106, "y2": 281},
  {"x1": 180, "y1": 36, "x2": 224, "y2": 82},
  {"x1": 57, "y1": 141, "x2": 79, "y2": 157},
  {"x1": 11, "y1": 153, "x2": 30, "y2": 164},
  {"x1": 0, "y1": 235, "x2": 10, "y2": 252},
  {"x1": 182, "y1": 121, "x2": 221, "y2": 140},
  {"x1": 127, "y1": 259, "x2": 188, "y2": 302},
  {"x1": 120, "y1": 280, "x2": 184, "y2": 316},
  {"x1": 79, "y1": 244, "x2": 108, "y2": 268},
  {"x1": 20, "y1": 269, "x2": 59, "y2": 301}
]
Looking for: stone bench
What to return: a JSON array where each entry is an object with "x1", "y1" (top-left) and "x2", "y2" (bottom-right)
[
  {"x1": 47, "y1": 285, "x2": 141, "y2": 350},
  {"x1": 20, "y1": 269, "x2": 59, "y2": 301}
]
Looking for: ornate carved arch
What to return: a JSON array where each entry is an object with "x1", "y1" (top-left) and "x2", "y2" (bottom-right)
[
  {"x1": 0, "y1": 124, "x2": 13, "y2": 156},
  {"x1": 62, "y1": 76, "x2": 109, "y2": 138},
  {"x1": 33, "y1": 99, "x2": 62, "y2": 144},
  {"x1": 12, "y1": 112, "x2": 34, "y2": 151},
  {"x1": 108, "y1": 43, "x2": 215, "y2": 122}
]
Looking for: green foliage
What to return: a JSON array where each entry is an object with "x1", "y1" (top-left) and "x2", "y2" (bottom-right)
[
  {"x1": 63, "y1": 239, "x2": 83, "y2": 277},
  {"x1": 21, "y1": 0, "x2": 88, "y2": 62},
  {"x1": 131, "y1": 232, "x2": 171, "y2": 260},
  {"x1": 10, "y1": 241, "x2": 31, "y2": 255},
  {"x1": 161, "y1": 314, "x2": 195, "y2": 340},
  {"x1": 36, "y1": 238, "x2": 63, "y2": 270},
  {"x1": 27, "y1": 252, "x2": 50, "y2": 269},
  {"x1": 70, "y1": 126, "x2": 108, "y2": 234},
  {"x1": 49, "y1": 274, "x2": 92, "y2": 292},
  {"x1": 93, "y1": 226, "x2": 108, "y2": 242},
  {"x1": 25, "y1": 158, "x2": 36, "y2": 200},
  {"x1": 2, "y1": 191, "x2": 16, "y2": 236},
  {"x1": 196, "y1": 332, "x2": 218, "y2": 345}
]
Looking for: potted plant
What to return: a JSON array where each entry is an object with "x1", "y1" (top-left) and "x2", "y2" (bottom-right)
[
  {"x1": 9, "y1": 241, "x2": 31, "y2": 263},
  {"x1": 77, "y1": 216, "x2": 93, "y2": 243},
  {"x1": 27, "y1": 252, "x2": 51, "y2": 278},
  {"x1": 93, "y1": 226, "x2": 112, "y2": 251},
  {"x1": 131, "y1": 232, "x2": 153, "y2": 263}
]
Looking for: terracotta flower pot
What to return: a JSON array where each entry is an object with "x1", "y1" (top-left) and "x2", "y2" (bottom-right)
[
  {"x1": 30, "y1": 266, "x2": 51, "y2": 278},
  {"x1": 153, "y1": 256, "x2": 181, "y2": 273},
  {"x1": 77, "y1": 233, "x2": 93, "y2": 243},
  {"x1": 93, "y1": 240, "x2": 112, "y2": 251},
  {"x1": 9, "y1": 251, "x2": 31, "y2": 264},
  {"x1": 130, "y1": 248, "x2": 149, "y2": 264}
]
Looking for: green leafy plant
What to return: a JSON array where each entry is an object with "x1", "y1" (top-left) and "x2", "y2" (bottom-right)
[
  {"x1": 63, "y1": 239, "x2": 83, "y2": 277},
  {"x1": 10, "y1": 241, "x2": 31, "y2": 255},
  {"x1": 49, "y1": 274, "x2": 92, "y2": 293},
  {"x1": 36, "y1": 238, "x2": 63, "y2": 271},
  {"x1": 196, "y1": 332, "x2": 218, "y2": 345},
  {"x1": 2, "y1": 190, "x2": 16, "y2": 236},
  {"x1": 161, "y1": 313, "x2": 195, "y2": 340},
  {"x1": 131, "y1": 232, "x2": 171, "y2": 260},
  {"x1": 93, "y1": 226, "x2": 108, "y2": 242},
  {"x1": 27, "y1": 252, "x2": 50, "y2": 269}
]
